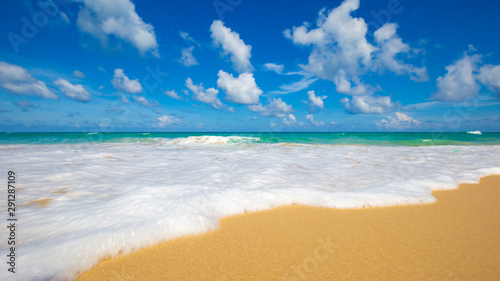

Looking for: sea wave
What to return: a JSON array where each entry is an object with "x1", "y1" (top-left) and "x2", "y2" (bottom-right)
[
  {"x1": 162, "y1": 135, "x2": 261, "y2": 145},
  {"x1": 1, "y1": 142, "x2": 499, "y2": 280},
  {"x1": 467, "y1": 130, "x2": 482, "y2": 135}
]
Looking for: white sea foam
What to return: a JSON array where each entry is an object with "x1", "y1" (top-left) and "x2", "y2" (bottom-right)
[
  {"x1": 161, "y1": 135, "x2": 260, "y2": 145},
  {"x1": 1, "y1": 140, "x2": 499, "y2": 280},
  {"x1": 467, "y1": 130, "x2": 482, "y2": 135}
]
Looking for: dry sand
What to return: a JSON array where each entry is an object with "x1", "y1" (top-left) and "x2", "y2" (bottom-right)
[{"x1": 78, "y1": 175, "x2": 500, "y2": 281}]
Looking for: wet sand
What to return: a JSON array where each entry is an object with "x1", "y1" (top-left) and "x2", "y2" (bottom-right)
[{"x1": 78, "y1": 175, "x2": 500, "y2": 280}]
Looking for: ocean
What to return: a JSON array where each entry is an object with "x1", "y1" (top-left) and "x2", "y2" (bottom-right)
[{"x1": 1, "y1": 132, "x2": 500, "y2": 280}]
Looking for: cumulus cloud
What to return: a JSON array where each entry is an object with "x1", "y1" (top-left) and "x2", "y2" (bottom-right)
[
  {"x1": 372, "y1": 23, "x2": 428, "y2": 81},
  {"x1": 157, "y1": 115, "x2": 180, "y2": 128},
  {"x1": 432, "y1": 47, "x2": 500, "y2": 102},
  {"x1": 179, "y1": 46, "x2": 198, "y2": 67},
  {"x1": 478, "y1": 65, "x2": 500, "y2": 98},
  {"x1": 210, "y1": 20, "x2": 253, "y2": 73},
  {"x1": 164, "y1": 90, "x2": 182, "y2": 100},
  {"x1": 76, "y1": 0, "x2": 158, "y2": 56},
  {"x1": 307, "y1": 90, "x2": 327, "y2": 112},
  {"x1": 333, "y1": 70, "x2": 373, "y2": 95},
  {"x1": 284, "y1": 0, "x2": 375, "y2": 79},
  {"x1": 73, "y1": 70, "x2": 85, "y2": 78},
  {"x1": 341, "y1": 95, "x2": 394, "y2": 114},
  {"x1": 54, "y1": 79, "x2": 91, "y2": 102},
  {"x1": 217, "y1": 70, "x2": 262, "y2": 105},
  {"x1": 112, "y1": 68, "x2": 142, "y2": 94},
  {"x1": 248, "y1": 98, "x2": 293, "y2": 118},
  {"x1": 376, "y1": 112, "x2": 421, "y2": 129},
  {"x1": 306, "y1": 114, "x2": 324, "y2": 126},
  {"x1": 185, "y1": 77, "x2": 224, "y2": 109},
  {"x1": 0, "y1": 61, "x2": 58, "y2": 100},
  {"x1": 284, "y1": 0, "x2": 426, "y2": 112},
  {"x1": 133, "y1": 96, "x2": 158, "y2": 107},
  {"x1": 285, "y1": 0, "x2": 426, "y2": 81},
  {"x1": 432, "y1": 54, "x2": 480, "y2": 102},
  {"x1": 283, "y1": 114, "x2": 297, "y2": 126}
]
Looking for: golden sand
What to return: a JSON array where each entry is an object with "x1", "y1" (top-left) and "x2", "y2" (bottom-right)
[{"x1": 78, "y1": 176, "x2": 500, "y2": 281}]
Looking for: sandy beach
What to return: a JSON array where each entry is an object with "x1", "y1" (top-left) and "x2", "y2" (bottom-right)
[{"x1": 78, "y1": 175, "x2": 500, "y2": 280}]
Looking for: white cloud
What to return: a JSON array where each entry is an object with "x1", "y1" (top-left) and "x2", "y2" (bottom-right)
[
  {"x1": 0, "y1": 61, "x2": 58, "y2": 100},
  {"x1": 285, "y1": 0, "x2": 375, "y2": 80},
  {"x1": 133, "y1": 96, "x2": 158, "y2": 107},
  {"x1": 157, "y1": 115, "x2": 180, "y2": 128},
  {"x1": 286, "y1": 0, "x2": 426, "y2": 82},
  {"x1": 306, "y1": 114, "x2": 324, "y2": 126},
  {"x1": 283, "y1": 114, "x2": 297, "y2": 126},
  {"x1": 164, "y1": 90, "x2": 182, "y2": 100},
  {"x1": 333, "y1": 70, "x2": 373, "y2": 95},
  {"x1": 432, "y1": 54, "x2": 480, "y2": 102},
  {"x1": 376, "y1": 112, "x2": 421, "y2": 129},
  {"x1": 217, "y1": 70, "x2": 262, "y2": 105},
  {"x1": 341, "y1": 95, "x2": 394, "y2": 114},
  {"x1": 179, "y1": 46, "x2": 198, "y2": 67},
  {"x1": 271, "y1": 76, "x2": 319, "y2": 95},
  {"x1": 283, "y1": 25, "x2": 326, "y2": 46},
  {"x1": 111, "y1": 68, "x2": 142, "y2": 94},
  {"x1": 76, "y1": 0, "x2": 158, "y2": 56},
  {"x1": 210, "y1": 20, "x2": 253, "y2": 73},
  {"x1": 264, "y1": 63, "x2": 284, "y2": 74},
  {"x1": 372, "y1": 23, "x2": 428, "y2": 81},
  {"x1": 248, "y1": 98, "x2": 293, "y2": 118},
  {"x1": 307, "y1": 90, "x2": 327, "y2": 112},
  {"x1": 478, "y1": 65, "x2": 500, "y2": 98},
  {"x1": 284, "y1": 0, "x2": 426, "y2": 112},
  {"x1": 432, "y1": 47, "x2": 500, "y2": 102},
  {"x1": 54, "y1": 79, "x2": 90, "y2": 102},
  {"x1": 119, "y1": 94, "x2": 129, "y2": 104},
  {"x1": 73, "y1": 70, "x2": 85, "y2": 78},
  {"x1": 185, "y1": 77, "x2": 224, "y2": 109},
  {"x1": 179, "y1": 31, "x2": 199, "y2": 45}
]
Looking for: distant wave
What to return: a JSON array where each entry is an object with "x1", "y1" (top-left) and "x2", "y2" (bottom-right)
[
  {"x1": 166, "y1": 135, "x2": 260, "y2": 145},
  {"x1": 467, "y1": 131, "x2": 482, "y2": 135}
]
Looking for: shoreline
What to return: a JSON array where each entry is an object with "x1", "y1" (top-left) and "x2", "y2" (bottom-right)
[{"x1": 78, "y1": 175, "x2": 500, "y2": 280}]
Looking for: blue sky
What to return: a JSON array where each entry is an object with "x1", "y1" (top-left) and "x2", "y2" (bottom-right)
[{"x1": 0, "y1": 0, "x2": 499, "y2": 132}]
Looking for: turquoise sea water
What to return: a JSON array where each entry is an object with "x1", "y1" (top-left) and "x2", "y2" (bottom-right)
[{"x1": 1, "y1": 131, "x2": 500, "y2": 145}]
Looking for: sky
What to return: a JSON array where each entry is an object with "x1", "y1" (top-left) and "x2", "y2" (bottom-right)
[{"x1": 0, "y1": 0, "x2": 499, "y2": 132}]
